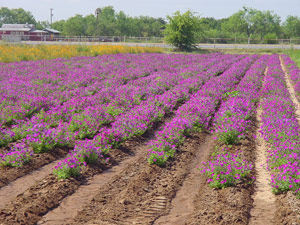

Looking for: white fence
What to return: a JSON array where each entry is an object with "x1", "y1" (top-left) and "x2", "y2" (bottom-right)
[{"x1": 2, "y1": 34, "x2": 300, "y2": 49}]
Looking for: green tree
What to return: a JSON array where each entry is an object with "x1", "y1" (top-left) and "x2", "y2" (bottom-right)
[
  {"x1": 222, "y1": 7, "x2": 281, "y2": 43},
  {"x1": 0, "y1": 7, "x2": 14, "y2": 26},
  {"x1": 283, "y1": 16, "x2": 300, "y2": 38},
  {"x1": 96, "y1": 6, "x2": 118, "y2": 36},
  {"x1": 11, "y1": 8, "x2": 36, "y2": 25},
  {"x1": 250, "y1": 9, "x2": 281, "y2": 41},
  {"x1": 115, "y1": 11, "x2": 129, "y2": 36},
  {"x1": 85, "y1": 14, "x2": 96, "y2": 36},
  {"x1": 35, "y1": 21, "x2": 50, "y2": 30},
  {"x1": 52, "y1": 20, "x2": 66, "y2": 35},
  {"x1": 64, "y1": 15, "x2": 86, "y2": 36},
  {"x1": 164, "y1": 10, "x2": 201, "y2": 51},
  {"x1": 51, "y1": 6, "x2": 166, "y2": 38},
  {"x1": 222, "y1": 11, "x2": 248, "y2": 42},
  {"x1": 0, "y1": 7, "x2": 36, "y2": 26}
]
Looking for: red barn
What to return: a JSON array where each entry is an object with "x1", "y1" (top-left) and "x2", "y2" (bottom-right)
[{"x1": 0, "y1": 24, "x2": 53, "y2": 42}]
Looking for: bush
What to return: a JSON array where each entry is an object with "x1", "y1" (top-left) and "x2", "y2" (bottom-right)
[
  {"x1": 264, "y1": 33, "x2": 278, "y2": 44},
  {"x1": 164, "y1": 10, "x2": 202, "y2": 51}
]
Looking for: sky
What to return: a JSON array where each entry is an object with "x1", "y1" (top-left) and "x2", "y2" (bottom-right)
[{"x1": 1, "y1": 0, "x2": 299, "y2": 23}]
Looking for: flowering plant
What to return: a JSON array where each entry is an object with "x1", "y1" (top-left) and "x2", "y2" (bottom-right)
[
  {"x1": 0, "y1": 142, "x2": 33, "y2": 167},
  {"x1": 53, "y1": 155, "x2": 84, "y2": 180},
  {"x1": 199, "y1": 151, "x2": 254, "y2": 189}
]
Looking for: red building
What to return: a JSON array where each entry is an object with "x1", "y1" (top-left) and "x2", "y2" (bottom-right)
[{"x1": 0, "y1": 24, "x2": 59, "y2": 42}]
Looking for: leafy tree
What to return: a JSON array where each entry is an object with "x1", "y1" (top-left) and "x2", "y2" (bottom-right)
[
  {"x1": 95, "y1": 6, "x2": 118, "y2": 36},
  {"x1": 0, "y1": 7, "x2": 36, "y2": 26},
  {"x1": 164, "y1": 10, "x2": 201, "y2": 51},
  {"x1": 52, "y1": 20, "x2": 66, "y2": 34},
  {"x1": 283, "y1": 16, "x2": 300, "y2": 38},
  {"x1": 222, "y1": 11, "x2": 248, "y2": 42},
  {"x1": 0, "y1": 7, "x2": 14, "y2": 26},
  {"x1": 64, "y1": 15, "x2": 86, "y2": 36},
  {"x1": 116, "y1": 11, "x2": 129, "y2": 36},
  {"x1": 222, "y1": 7, "x2": 281, "y2": 43},
  {"x1": 11, "y1": 8, "x2": 36, "y2": 25},
  {"x1": 84, "y1": 14, "x2": 96, "y2": 36},
  {"x1": 250, "y1": 9, "x2": 281, "y2": 41},
  {"x1": 35, "y1": 21, "x2": 50, "y2": 30}
]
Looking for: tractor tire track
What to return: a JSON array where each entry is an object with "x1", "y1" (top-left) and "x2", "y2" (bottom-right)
[
  {"x1": 65, "y1": 132, "x2": 208, "y2": 225},
  {"x1": 154, "y1": 134, "x2": 214, "y2": 225}
]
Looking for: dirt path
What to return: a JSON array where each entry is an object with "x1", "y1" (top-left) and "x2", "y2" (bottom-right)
[
  {"x1": 0, "y1": 159, "x2": 61, "y2": 209},
  {"x1": 154, "y1": 134, "x2": 214, "y2": 225},
  {"x1": 37, "y1": 144, "x2": 146, "y2": 225},
  {"x1": 0, "y1": 115, "x2": 173, "y2": 225},
  {"x1": 0, "y1": 148, "x2": 68, "y2": 189},
  {"x1": 0, "y1": 145, "x2": 134, "y2": 225},
  {"x1": 66, "y1": 132, "x2": 207, "y2": 225},
  {"x1": 249, "y1": 107, "x2": 276, "y2": 225},
  {"x1": 183, "y1": 126, "x2": 257, "y2": 225}
]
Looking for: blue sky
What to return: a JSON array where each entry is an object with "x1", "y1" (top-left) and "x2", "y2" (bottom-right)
[{"x1": 1, "y1": 0, "x2": 299, "y2": 22}]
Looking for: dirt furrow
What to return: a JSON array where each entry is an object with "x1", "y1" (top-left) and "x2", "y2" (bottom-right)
[
  {"x1": 183, "y1": 122, "x2": 257, "y2": 225},
  {"x1": 249, "y1": 107, "x2": 276, "y2": 225},
  {"x1": 0, "y1": 148, "x2": 68, "y2": 189},
  {"x1": 37, "y1": 144, "x2": 146, "y2": 225},
  {"x1": 154, "y1": 134, "x2": 214, "y2": 225},
  {"x1": 249, "y1": 67, "x2": 276, "y2": 224},
  {"x1": 0, "y1": 115, "x2": 173, "y2": 225},
  {"x1": 66, "y1": 132, "x2": 207, "y2": 225},
  {"x1": 0, "y1": 143, "x2": 134, "y2": 225},
  {"x1": 0, "y1": 158, "x2": 61, "y2": 209}
]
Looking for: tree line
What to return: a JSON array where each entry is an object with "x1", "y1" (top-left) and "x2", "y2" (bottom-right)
[
  {"x1": 0, "y1": 6, "x2": 165, "y2": 37},
  {"x1": 0, "y1": 6, "x2": 300, "y2": 40}
]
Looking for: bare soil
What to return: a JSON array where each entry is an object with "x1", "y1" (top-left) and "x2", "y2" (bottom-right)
[
  {"x1": 37, "y1": 141, "x2": 146, "y2": 225},
  {"x1": 65, "y1": 132, "x2": 208, "y2": 225},
  {"x1": 154, "y1": 134, "x2": 214, "y2": 225},
  {"x1": 59, "y1": 121, "x2": 258, "y2": 225},
  {"x1": 0, "y1": 147, "x2": 130, "y2": 225},
  {"x1": 249, "y1": 107, "x2": 276, "y2": 225},
  {"x1": 0, "y1": 123, "x2": 294, "y2": 225},
  {"x1": 0, "y1": 147, "x2": 68, "y2": 189},
  {"x1": 0, "y1": 158, "x2": 61, "y2": 209},
  {"x1": 0, "y1": 116, "x2": 172, "y2": 225},
  {"x1": 184, "y1": 123, "x2": 256, "y2": 225}
]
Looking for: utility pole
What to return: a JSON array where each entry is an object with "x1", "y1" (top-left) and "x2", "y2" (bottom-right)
[
  {"x1": 50, "y1": 8, "x2": 54, "y2": 27},
  {"x1": 95, "y1": 8, "x2": 101, "y2": 36}
]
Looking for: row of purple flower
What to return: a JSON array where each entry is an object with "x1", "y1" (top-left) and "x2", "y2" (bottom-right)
[
  {"x1": 0, "y1": 53, "x2": 241, "y2": 177},
  {"x1": 146, "y1": 54, "x2": 259, "y2": 167},
  {"x1": 263, "y1": 55, "x2": 300, "y2": 196},
  {"x1": 53, "y1": 54, "x2": 244, "y2": 178},
  {"x1": 200, "y1": 55, "x2": 269, "y2": 188}
]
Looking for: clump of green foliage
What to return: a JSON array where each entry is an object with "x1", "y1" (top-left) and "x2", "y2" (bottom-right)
[{"x1": 164, "y1": 10, "x2": 202, "y2": 51}]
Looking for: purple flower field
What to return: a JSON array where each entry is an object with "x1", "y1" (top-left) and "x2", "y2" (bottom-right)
[
  {"x1": 2, "y1": 52, "x2": 300, "y2": 225},
  {"x1": 0, "y1": 52, "x2": 300, "y2": 197}
]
